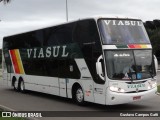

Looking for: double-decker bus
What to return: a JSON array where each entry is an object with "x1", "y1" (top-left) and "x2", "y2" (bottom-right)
[{"x1": 2, "y1": 15, "x2": 158, "y2": 105}]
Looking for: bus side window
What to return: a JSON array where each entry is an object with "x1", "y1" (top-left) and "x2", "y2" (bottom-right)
[
  {"x1": 45, "y1": 59, "x2": 59, "y2": 77},
  {"x1": 46, "y1": 23, "x2": 76, "y2": 46},
  {"x1": 58, "y1": 59, "x2": 80, "y2": 79},
  {"x1": 73, "y1": 19, "x2": 104, "y2": 84},
  {"x1": 2, "y1": 50, "x2": 14, "y2": 73}
]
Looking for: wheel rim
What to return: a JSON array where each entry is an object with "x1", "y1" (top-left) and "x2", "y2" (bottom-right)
[
  {"x1": 20, "y1": 81, "x2": 24, "y2": 91},
  {"x1": 76, "y1": 88, "x2": 84, "y2": 102}
]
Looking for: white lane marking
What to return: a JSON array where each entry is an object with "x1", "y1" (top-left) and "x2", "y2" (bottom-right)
[{"x1": 0, "y1": 105, "x2": 16, "y2": 111}]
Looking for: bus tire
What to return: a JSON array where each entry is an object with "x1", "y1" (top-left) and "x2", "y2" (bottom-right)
[
  {"x1": 19, "y1": 79, "x2": 25, "y2": 93},
  {"x1": 73, "y1": 85, "x2": 85, "y2": 105},
  {"x1": 12, "y1": 77, "x2": 19, "y2": 91}
]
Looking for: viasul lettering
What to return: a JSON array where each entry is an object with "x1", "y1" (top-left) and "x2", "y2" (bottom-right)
[
  {"x1": 27, "y1": 45, "x2": 69, "y2": 59},
  {"x1": 104, "y1": 20, "x2": 143, "y2": 26},
  {"x1": 127, "y1": 84, "x2": 145, "y2": 89}
]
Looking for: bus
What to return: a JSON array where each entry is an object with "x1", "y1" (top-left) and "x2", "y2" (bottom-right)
[{"x1": 2, "y1": 15, "x2": 158, "y2": 105}]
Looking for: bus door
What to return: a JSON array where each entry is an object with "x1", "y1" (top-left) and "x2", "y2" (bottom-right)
[
  {"x1": 58, "y1": 62, "x2": 70, "y2": 98},
  {"x1": 59, "y1": 78, "x2": 67, "y2": 97}
]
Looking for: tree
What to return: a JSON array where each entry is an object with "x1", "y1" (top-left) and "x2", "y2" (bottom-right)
[
  {"x1": 145, "y1": 20, "x2": 160, "y2": 62},
  {"x1": 0, "y1": 0, "x2": 11, "y2": 4}
]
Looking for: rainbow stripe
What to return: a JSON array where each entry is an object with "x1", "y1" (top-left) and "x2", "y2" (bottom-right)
[
  {"x1": 103, "y1": 44, "x2": 152, "y2": 49},
  {"x1": 127, "y1": 44, "x2": 149, "y2": 49},
  {"x1": 9, "y1": 49, "x2": 25, "y2": 74}
]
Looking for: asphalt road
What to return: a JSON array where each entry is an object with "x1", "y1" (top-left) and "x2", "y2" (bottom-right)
[{"x1": 0, "y1": 72, "x2": 160, "y2": 120}]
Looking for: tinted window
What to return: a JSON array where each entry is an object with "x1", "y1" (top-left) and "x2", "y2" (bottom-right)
[
  {"x1": 73, "y1": 19, "x2": 104, "y2": 84},
  {"x1": 3, "y1": 50, "x2": 13, "y2": 73},
  {"x1": 98, "y1": 19, "x2": 150, "y2": 44},
  {"x1": 105, "y1": 50, "x2": 155, "y2": 80},
  {"x1": 59, "y1": 59, "x2": 80, "y2": 79},
  {"x1": 46, "y1": 23, "x2": 76, "y2": 46}
]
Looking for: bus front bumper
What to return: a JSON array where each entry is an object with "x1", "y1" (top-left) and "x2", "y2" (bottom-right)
[{"x1": 106, "y1": 87, "x2": 157, "y2": 105}]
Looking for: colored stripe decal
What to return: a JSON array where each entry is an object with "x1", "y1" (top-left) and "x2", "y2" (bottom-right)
[
  {"x1": 141, "y1": 45, "x2": 147, "y2": 48},
  {"x1": 15, "y1": 49, "x2": 25, "y2": 74},
  {"x1": 128, "y1": 44, "x2": 151, "y2": 49},
  {"x1": 9, "y1": 49, "x2": 25, "y2": 74},
  {"x1": 103, "y1": 44, "x2": 152, "y2": 49},
  {"x1": 116, "y1": 45, "x2": 128, "y2": 48},
  {"x1": 128, "y1": 44, "x2": 135, "y2": 48},
  {"x1": 134, "y1": 45, "x2": 141, "y2": 48},
  {"x1": 10, "y1": 50, "x2": 20, "y2": 74}
]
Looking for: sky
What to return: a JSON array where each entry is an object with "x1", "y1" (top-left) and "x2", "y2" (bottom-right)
[{"x1": 0, "y1": 0, "x2": 160, "y2": 48}]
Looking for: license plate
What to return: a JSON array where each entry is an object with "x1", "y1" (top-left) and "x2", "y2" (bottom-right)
[{"x1": 133, "y1": 96, "x2": 141, "y2": 100}]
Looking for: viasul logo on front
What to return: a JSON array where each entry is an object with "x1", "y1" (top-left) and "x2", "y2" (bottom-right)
[{"x1": 127, "y1": 84, "x2": 145, "y2": 89}]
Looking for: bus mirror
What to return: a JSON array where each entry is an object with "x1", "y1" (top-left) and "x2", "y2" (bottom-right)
[
  {"x1": 154, "y1": 55, "x2": 158, "y2": 73},
  {"x1": 96, "y1": 55, "x2": 105, "y2": 81}
]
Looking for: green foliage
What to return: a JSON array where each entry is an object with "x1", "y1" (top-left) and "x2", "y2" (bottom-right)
[
  {"x1": 146, "y1": 28, "x2": 160, "y2": 56},
  {"x1": 0, "y1": 49, "x2": 2, "y2": 68},
  {"x1": 158, "y1": 85, "x2": 160, "y2": 93},
  {"x1": 0, "y1": 0, "x2": 10, "y2": 4}
]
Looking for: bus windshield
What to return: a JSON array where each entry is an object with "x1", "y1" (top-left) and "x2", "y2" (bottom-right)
[
  {"x1": 98, "y1": 19, "x2": 150, "y2": 44},
  {"x1": 105, "y1": 50, "x2": 156, "y2": 80}
]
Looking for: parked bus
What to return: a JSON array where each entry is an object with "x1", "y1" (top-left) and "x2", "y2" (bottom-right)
[{"x1": 2, "y1": 15, "x2": 158, "y2": 105}]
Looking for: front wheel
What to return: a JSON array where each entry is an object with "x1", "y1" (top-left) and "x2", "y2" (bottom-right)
[{"x1": 73, "y1": 86, "x2": 85, "y2": 105}]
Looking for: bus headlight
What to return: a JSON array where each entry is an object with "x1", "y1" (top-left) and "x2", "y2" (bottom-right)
[
  {"x1": 151, "y1": 82, "x2": 157, "y2": 88},
  {"x1": 110, "y1": 86, "x2": 125, "y2": 93},
  {"x1": 147, "y1": 86, "x2": 151, "y2": 90},
  {"x1": 148, "y1": 81, "x2": 157, "y2": 90}
]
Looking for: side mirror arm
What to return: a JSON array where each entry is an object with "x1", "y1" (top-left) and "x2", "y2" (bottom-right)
[
  {"x1": 96, "y1": 55, "x2": 105, "y2": 81},
  {"x1": 154, "y1": 55, "x2": 158, "y2": 73}
]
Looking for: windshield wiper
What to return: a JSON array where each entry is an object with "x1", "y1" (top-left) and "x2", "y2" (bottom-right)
[
  {"x1": 149, "y1": 71, "x2": 154, "y2": 79},
  {"x1": 128, "y1": 70, "x2": 133, "y2": 83}
]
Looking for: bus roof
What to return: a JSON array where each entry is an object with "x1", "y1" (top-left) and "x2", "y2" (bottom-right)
[
  {"x1": 83, "y1": 14, "x2": 139, "y2": 20},
  {"x1": 3, "y1": 15, "x2": 140, "y2": 38}
]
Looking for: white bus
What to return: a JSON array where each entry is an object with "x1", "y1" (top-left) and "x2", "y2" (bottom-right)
[{"x1": 2, "y1": 15, "x2": 158, "y2": 105}]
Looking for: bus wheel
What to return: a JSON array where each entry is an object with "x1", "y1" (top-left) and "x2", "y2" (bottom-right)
[
  {"x1": 19, "y1": 80, "x2": 25, "y2": 93},
  {"x1": 74, "y1": 86, "x2": 85, "y2": 105},
  {"x1": 13, "y1": 79, "x2": 19, "y2": 91}
]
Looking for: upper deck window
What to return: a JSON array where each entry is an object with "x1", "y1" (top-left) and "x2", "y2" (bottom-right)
[{"x1": 98, "y1": 19, "x2": 150, "y2": 44}]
